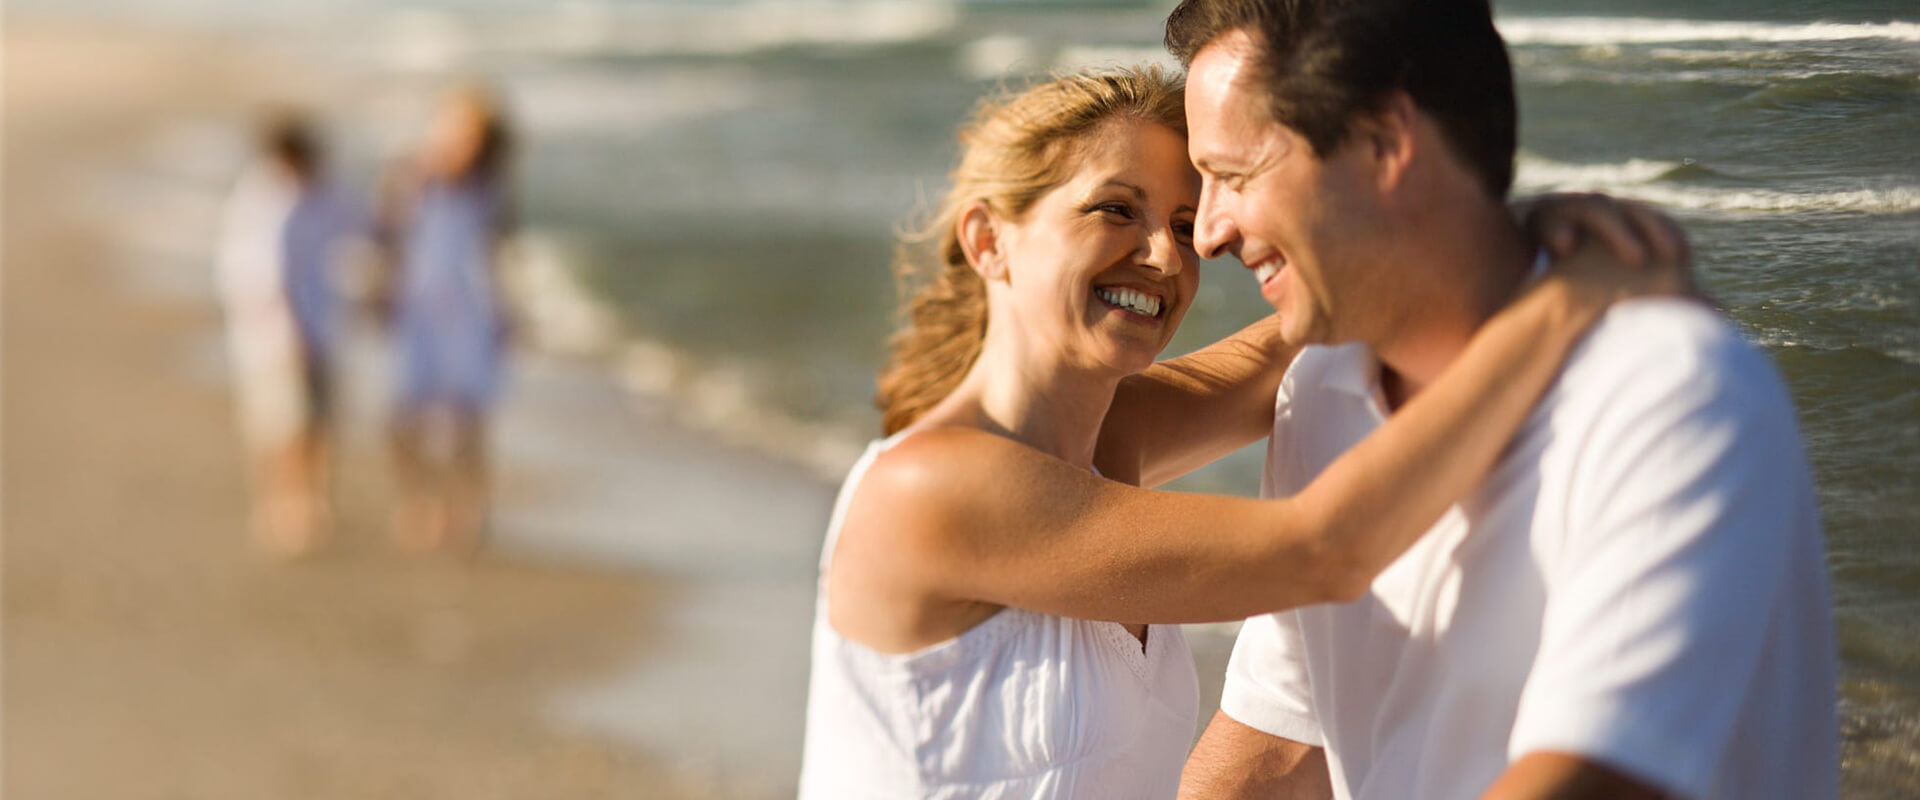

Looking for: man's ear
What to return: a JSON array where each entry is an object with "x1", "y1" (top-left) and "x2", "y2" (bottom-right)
[
  {"x1": 1354, "y1": 91, "x2": 1418, "y2": 193},
  {"x1": 957, "y1": 200, "x2": 1009, "y2": 282}
]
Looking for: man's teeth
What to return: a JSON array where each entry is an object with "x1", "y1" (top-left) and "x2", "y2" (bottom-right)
[
  {"x1": 1253, "y1": 263, "x2": 1279, "y2": 284},
  {"x1": 1094, "y1": 287, "x2": 1162, "y2": 318}
]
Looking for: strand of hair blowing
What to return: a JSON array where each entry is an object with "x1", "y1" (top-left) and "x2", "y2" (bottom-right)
[{"x1": 874, "y1": 67, "x2": 1185, "y2": 435}]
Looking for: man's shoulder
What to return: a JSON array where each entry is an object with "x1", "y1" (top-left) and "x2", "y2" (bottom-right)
[{"x1": 1558, "y1": 298, "x2": 1792, "y2": 418}]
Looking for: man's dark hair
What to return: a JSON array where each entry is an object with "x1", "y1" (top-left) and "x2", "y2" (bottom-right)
[{"x1": 1165, "y1": 0, "x2": 1516, "y2": 199}]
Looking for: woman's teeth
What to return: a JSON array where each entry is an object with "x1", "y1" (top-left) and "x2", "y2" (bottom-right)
[
  {"x1": 1094, "y1": 287, "x2": 1162, "y2": 318},
  {"x1": 1254, "y1": 263, "x2": 1279, "y2": 284}
]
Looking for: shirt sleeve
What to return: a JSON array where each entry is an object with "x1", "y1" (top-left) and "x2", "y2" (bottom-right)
[
  {"x1": 1508, "y1": 312, "x2": 1823, "y2": 800},
  {"x1": 1220, "y1": 610, "x2": 1323, "y2": 746}
]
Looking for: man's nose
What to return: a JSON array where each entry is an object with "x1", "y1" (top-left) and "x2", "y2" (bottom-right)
[{"x1": 1195, "y1": 184, "x2": 1236, "y2": 261}]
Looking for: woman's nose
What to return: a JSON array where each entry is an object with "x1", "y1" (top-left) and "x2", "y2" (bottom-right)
[{"x1": 1144, "y1": 224, "x2": 1186, "y2": 276}]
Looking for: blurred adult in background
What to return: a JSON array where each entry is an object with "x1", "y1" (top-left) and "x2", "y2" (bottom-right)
[
  {"x1": 379, "y1": 84, "x2": 517, "y2": 553},
  {"x1": 215, "y1": 110, "x2": 361, "y2": 556}
]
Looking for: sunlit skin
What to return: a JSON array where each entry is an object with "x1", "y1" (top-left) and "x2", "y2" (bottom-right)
[
  {"x1": 829, "y1": 117, "x2": 1204, "y2": 650},
  {"x1": 424, "y1": 96, "x2": 490, "y2": 179},
  {"x1": 1183, "y1": 32, "x2": 1393, "y2": 347},
  {"x1": 1184, "y1": 30, "x2": 1536, "y2": 409},
  {"x1": 973, "y1": 117, "x2": 1202, "y2": 382}
]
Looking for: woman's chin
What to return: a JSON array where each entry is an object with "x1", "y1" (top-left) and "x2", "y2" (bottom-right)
[{"x1": 1101, "y1": 345, "x2": 1163, "y2": 377}]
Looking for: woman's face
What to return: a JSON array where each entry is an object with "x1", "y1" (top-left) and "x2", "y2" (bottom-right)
[
  {"x1": 425, "y1": 98, "x2": 488, "y2": 178},
  {"x1": 992, "y1": 118, "x2": 1201, "y2": 376}
]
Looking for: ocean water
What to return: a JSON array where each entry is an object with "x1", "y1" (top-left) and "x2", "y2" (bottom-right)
[{"x1": 24, "y1": 0, "x2": 1917, "y2": 793}]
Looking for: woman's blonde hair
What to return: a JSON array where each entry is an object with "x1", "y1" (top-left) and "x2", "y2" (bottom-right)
[{"x1": 875, "y1": 66, "x2": 1187, "y2": 435}]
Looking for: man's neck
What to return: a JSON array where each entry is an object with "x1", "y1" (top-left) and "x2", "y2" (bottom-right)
[{"x1": 1372, "y1": 205, "x2": 1535, "y2": 411}]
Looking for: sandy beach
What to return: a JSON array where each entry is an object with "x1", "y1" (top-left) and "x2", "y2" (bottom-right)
[{"x1": 0, "y1": 23, "x2": 821, "y2": 799}]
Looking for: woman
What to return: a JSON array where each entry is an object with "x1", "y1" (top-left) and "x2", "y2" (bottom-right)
[
  {"x1": 380, "y1": 85, "x2": 516, "y2": 552},
  {"x1": 800, "y1": 68, "x2": 1686, "y2": 797}
]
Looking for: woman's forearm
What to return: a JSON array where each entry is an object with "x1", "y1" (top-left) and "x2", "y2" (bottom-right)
[
  {"x1": 1099, "y1": 313, "x2": 1297, "y2": 486},
  {"x1": 1278, "y1": 276, "x2": 1600, "y2": 598}
]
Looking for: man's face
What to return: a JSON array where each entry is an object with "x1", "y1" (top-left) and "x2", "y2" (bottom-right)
[{"x1": 1185, "y1": 30, "x2": 1390, "y2": 347}]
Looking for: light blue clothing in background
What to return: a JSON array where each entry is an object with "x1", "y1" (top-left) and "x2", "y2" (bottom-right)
[{"x1": 395, "y1": 178, "x2": 508, "y2": 413}]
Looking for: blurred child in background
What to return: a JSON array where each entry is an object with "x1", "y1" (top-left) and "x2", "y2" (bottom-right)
[
  {"x1": 215, "y1": 111, "x2": 361, "y2": 556},
  {"x1": 379, "y1": 85, "x2": 517, "y2": 553}
]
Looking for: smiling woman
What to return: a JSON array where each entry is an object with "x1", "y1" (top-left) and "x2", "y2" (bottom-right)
[
  {"x1": 798, "y1": 66, "x2": 1691, "y2": 799},
  {"x1": 875, "y1": 68, "x2": 1192, "y2": 436}
]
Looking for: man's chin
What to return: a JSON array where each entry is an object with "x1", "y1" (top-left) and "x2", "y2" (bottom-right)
[{"x1": 1275, "y1": 314, "x2": 1328, "y2": 348}]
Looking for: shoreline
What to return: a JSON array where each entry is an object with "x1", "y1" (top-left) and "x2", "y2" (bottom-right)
[{"x1": 0, "y1": 22, "x2": 842, "y2": 798}]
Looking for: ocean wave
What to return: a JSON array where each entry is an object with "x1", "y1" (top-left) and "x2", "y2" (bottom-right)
[
  {"x1": 1496, "y1": 17, "x2": 1920, "y2": 46},
  {"x1": 512, "y1": 229, "x2": 869, "y2": 479},
  {"x1": 373, "y1": 1, "x2": 962, "y2": 70},
  {"x1": 1515, "y1": 155, "x2": 1920, "y2": 215}
]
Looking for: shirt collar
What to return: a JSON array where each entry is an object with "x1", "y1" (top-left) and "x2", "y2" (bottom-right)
[
  {"x1": 1319, "y1": 249, "x2": 1550, "y2": 405},
  {"x1": 1317, "y1": 342, "x2": 1383, "y2": 401}
]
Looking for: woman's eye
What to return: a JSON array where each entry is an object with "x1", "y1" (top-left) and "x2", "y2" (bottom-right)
[
  {"x1": 1173, "y1": 221, "x2": 1196, "y2": 242},
  {"x1": 1093, "y1": 202, "x2": 1135, "y2": 219}
]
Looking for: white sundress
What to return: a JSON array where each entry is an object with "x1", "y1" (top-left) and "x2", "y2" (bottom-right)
[{"x1": 798, "y1": 434, "x2": 1199, "y2": 799}]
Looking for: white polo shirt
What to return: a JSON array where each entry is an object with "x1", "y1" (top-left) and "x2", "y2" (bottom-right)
[{"x1": 1222, "y1": 299, "x2": 1839, "y2": 800}]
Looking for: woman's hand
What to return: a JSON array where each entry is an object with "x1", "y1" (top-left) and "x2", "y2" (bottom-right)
[
  {"x1": 1522, "y1": 193, "x2": 1700, "y2": 307},
  {"x1": 1522, "y1": 192, "x2": 1692, "y2": 268}
]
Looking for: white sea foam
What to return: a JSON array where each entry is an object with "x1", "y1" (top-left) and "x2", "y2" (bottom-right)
[
  {"x1": 960, "y1": 33, "x2": 1039, "y2": 80},
  {"x1": 1496, "y1": 17, "x2": 1920, "y2": 46},
  {"x1": 1053, "y1": 45, "x2": 1177, "y2": 74},
  {"x1": 1514, "y1": 154, "x2": 1920, "y2": 215},
  {"x1": 505, "y1": 68, "x2": 759, "y2": 136},
  {"x1": 511, "y1": 228, "x2": 868, "y2": 480},
  {"x1": 375, "y1": 0, "x2": 961, "y2": 69}
]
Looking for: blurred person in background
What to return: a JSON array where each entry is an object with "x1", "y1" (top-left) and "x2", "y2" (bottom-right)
[
  {"x1": 378, "y1": 84, "x2": 517, "y2": 553},
  {"x1": 799, "y1": 66, "x2": 1691, "y2": 798},
  {"x1": 215, "y1": 110, "x2": 362, "y2": 556}
]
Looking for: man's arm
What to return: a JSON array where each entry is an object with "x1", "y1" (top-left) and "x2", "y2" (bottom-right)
[
  {"x1": 1481, "y1": 753, "x2": 1668, "y2": 800},
  {"x1": 1494, "y1": 302, "x2": 1836, "y2": 800},
  {"x1": 1181, "y1": 711, "x2": 1332, "y2": 800}
]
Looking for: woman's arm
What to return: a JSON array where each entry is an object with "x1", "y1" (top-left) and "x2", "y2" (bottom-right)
[
  {"x1": 1095, "y1": 313, "x2": 1297, "y2": 488},
  {"x1": 1096, "y1": 193, "x2": 1689, "y2": 489},
  {"x1": 848, "y1": 243, "x2": 1687, "y2": 626}
]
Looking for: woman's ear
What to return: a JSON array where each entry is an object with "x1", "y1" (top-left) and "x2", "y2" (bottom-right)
[{"x1": 958, "y1": 201, "x2": 1009, "y2": 282}]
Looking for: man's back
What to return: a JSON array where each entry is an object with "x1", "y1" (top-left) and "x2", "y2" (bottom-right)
[{"x1": 1223, "y1": 298, "x2": 1839, "y2": 800}]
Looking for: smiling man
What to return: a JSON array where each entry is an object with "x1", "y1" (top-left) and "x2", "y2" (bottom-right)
[{"x1": 1161, "y1": 1, "x2": 1841, "y2": 799}]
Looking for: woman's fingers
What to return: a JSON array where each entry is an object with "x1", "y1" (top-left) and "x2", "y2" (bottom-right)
[
  {"x1": 1619, "y1": 199, "x2": 1690, "y2": 267},
  {"x1": 1534, "y1": 193, "x2": 1646, "y2": 265}
]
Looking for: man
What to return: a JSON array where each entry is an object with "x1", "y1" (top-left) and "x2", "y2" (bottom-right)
[{"x1": 1160, "y1": 0, "x2": 1840, "y2": 798}]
